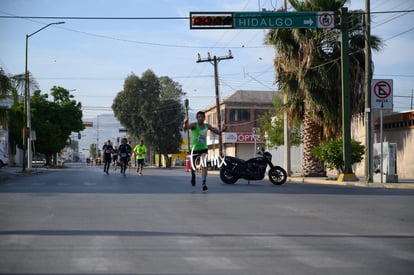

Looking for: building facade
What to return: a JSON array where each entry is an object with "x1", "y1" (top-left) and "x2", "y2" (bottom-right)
[
  {"x1": 203, "y1": 90, "x2": 278, "y2": 161},
  {"x1": 352, "y1": 110, "x2": 414, "y2": 180}
]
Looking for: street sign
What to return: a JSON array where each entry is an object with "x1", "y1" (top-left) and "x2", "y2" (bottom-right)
[
  {"x1": 190, "y1": 11, "x2": 335, "y2": 29},
  {"x1": 371, "y1": 79, "x2": 393, "y2": 110},
  {"x1": 233, "y1": 11, "x2": 334, "y2": 29},
  {"x1": 190, "y1": 12, "x2": 233, "y2": 29},
  {"x1": 82, "y1": 121, "x2": 93, "y2": 127}
]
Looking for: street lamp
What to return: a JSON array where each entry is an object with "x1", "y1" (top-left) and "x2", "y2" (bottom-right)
[{"x1": 23, "y1": 21, "x2": 65, "y2": 171}]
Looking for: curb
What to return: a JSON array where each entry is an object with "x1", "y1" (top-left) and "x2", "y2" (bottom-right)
[
  {"x1": 210, "y1": 169, "x2": 414, "y2": 189},
  {"x1": 0, "y1": 168, "x2": 45, "y2": 182},
  {"x1": 288, "y1": 176, "x2": 414, "y2": 190}
]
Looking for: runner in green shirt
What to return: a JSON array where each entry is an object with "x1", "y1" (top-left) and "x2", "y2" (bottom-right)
[
  {"x1": 133, "y1": 140, "x2": 147, "y2": 176},
  {"x1": 183, "y1": 111, "x2": 222, "y2": 191}
]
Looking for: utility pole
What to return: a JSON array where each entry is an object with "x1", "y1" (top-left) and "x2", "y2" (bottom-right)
[
  {"x1": 339, "y1": 7, "x2": 357, "y2": 181},
  {"x1": 364, "y1": 0, "x2": 373, "y2": 182},
  {"x1": 96, "y1": 115, "x2": 99, "y2": 159},
  {"x1": 281, "y1": 0, "x2": 291, "y2": 176},
  {"x1": 196, "y1": 51, "x2": 233, "y2": 156},
  {"x1": 23, "y1": 21, "x2": 65, "y2": 171}
]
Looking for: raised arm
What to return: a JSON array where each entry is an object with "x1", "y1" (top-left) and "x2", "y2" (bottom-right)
[
  {"x1": 208, "y1": 124, "x2": 225, "y2": 135},
  {"x1": 183, "y1": 116, "x2": 196, "y2": 131}
]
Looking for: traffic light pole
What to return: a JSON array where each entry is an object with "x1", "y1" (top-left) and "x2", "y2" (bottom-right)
[
  {"x1": 197, "y1": 51, "x2": 233, "y2": 156},
  {"x1": 184, "y1": 99, "x2": 191, "y2": 153},
  {"x1": 339, "y1": 7, "x2": 357, "y2": 181},
  {"x1": 191, "y1": 9, "x2": 357, "y2": 181}
]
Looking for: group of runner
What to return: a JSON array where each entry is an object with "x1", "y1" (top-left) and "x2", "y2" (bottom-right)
[
  {"x1": 102, "y1": 138, "x2": 147, "y2": 176},
  {"x1": 99, "y1": 110, "x2": 221, "y2": 191}
]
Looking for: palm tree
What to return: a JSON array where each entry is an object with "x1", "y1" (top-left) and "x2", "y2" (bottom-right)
[
  {"x1": 266, "y1": 0, "x2": 381, "y2": 176},
  {"x1": 0, "y1": 68, "x2": 39, "y2": 155},
  {"x1": 0, "y1": 68, "x2": 13, "y2": 124}
]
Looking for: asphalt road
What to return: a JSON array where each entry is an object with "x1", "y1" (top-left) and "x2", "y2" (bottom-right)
[{"x1": 0, "y1": 164, "x2": 413, "y2": 274}]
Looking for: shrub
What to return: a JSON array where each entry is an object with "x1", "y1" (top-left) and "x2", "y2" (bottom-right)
[{"x1": 312, "y1": 139, "x2": 365, "y2": 174}]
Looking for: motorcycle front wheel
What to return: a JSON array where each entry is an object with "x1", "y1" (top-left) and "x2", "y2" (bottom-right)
[
  {"x1": 220, "y1": 167, "x2": 238, "y2": 184},
  {"x1": 268, "y1": 166, "x2": 287, "y2": 185}
]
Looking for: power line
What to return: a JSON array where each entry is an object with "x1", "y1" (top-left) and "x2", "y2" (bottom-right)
[
  {"x1": 1, "y1": 9, "x2": 413, "y2": 20},
  {"x1": 0, "y1": 15, "x2": 189, "y2": 20},
  {"x1": 384, "y1": 27, "x2": 414, "y2": 41}
]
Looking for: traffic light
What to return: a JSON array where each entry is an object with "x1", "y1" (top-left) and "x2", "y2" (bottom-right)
[{"x1": 190, "y1": 12, "x2": 233, "y2": 29}]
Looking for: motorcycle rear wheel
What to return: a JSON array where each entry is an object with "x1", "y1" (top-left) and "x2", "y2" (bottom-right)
[
  {"x1": 220, "y1": 167, "x2": 238, "y2": 184},
  {"x1": 268, "y1": 166, "x2": 287, "y2": 185}
]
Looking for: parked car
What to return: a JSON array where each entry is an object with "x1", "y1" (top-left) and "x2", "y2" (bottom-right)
[{"x1": 0, "y1": 149, "x2": 8, "y2": 168}]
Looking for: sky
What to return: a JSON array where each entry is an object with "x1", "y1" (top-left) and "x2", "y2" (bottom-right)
[{"x1": 1, "y1": 0, "x2": 413, "y2": 121}]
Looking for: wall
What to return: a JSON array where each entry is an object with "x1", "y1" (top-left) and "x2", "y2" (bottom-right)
[
  {"x1": 352, "y1": 112, "x2": 414, "y2": 179},
  {"x1": 268, "y1": 144, "x2": 303, "y2": 175}
]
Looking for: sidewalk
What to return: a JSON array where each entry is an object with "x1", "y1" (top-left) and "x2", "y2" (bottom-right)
[
  {"x1": 287, "y1": 175, "x2": 414, "y2": 190},
  {"x1": 208, "y1": 169, "x2": 414, "y2": 190},
  {"x1": 0, "y1": 166, "x2": 46, "y2": 182}
]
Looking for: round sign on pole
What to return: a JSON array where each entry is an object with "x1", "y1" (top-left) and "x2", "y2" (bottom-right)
[
  {"x1": 371, "y1": 79, "x2": 393, "y2": 110},
  {"x1": 317, "y1": 12, "x2": 334, "y2": 28}
]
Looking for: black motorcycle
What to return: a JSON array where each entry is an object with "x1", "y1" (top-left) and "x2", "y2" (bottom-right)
[{"x1": 219, "y1": 148, "x2": 287, "y2": 185}]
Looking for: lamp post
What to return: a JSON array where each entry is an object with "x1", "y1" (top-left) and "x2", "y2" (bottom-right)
[{"x1": 23, "y1": 21, "x2": 64, "y2": 171}]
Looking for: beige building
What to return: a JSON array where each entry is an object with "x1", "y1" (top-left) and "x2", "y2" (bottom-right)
[
  {"x1": 352, "y1": 110, "x2": 414, "y2": 180},
  {"x1": 203, "y1": 90, "x2": 277, "y2": 161}
]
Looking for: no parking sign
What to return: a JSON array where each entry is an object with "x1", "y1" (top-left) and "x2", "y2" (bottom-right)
[{"x1": 371, "y1": 79, "x2": 393, "y2": 110}]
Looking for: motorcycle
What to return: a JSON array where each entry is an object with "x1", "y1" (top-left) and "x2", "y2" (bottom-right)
[{"x1": 219, "y1": 148, "x2": 287, "y2": 185}]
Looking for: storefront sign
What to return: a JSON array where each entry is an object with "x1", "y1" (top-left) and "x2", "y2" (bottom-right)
[{"x1": 222, "y1": 132, "x2": 262, "y2": 143}]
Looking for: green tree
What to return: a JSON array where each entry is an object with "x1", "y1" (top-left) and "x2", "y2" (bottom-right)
[
  {"x1": 90, "y1": 143, "x2": 99, "y2": 159},
  {"x1": 0, "y1": 68, "x2": 37, "y2": 157},
  {"x1": 258, "y1": 94, "x2": 302, "y2": 148},
  {"x1": 265, "y1": 0, "x2": 382, "y2": 176},
  {"x1": 112, "y1": 70, "x2": 185, "y2": 166},
  {"x1": 7, "y1": 89, "x2": 25, "y2": 154},
  {"x1": 0, "y1": 68, "x2": 12, "y2": 98},
  {"x1": 151, "y1": 99, "x2": 184, "y2": 166},
  {"x1": 312, "y1": 139, "x2": 365, "y2": 174},
  {"x1": 112, "y1": 70, "x2": 161, "y2": 138},
  {"x1": 31, "y1": 86, "x2": 84, "y2": 165},
  {"x1": 0, "y1": 68, "x2": 13, "y2": 124},
  {"x1": 159, "y1": 76, "x2": 184, "y2": 99}
]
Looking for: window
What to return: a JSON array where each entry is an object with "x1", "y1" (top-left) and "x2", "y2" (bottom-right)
[{"x1": 230, "y1": 109, "x2": 250, "y2": 122}]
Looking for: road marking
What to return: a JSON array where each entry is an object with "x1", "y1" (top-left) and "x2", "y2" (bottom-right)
[
  {"x1": 72, "y1": 257, "x2": 110, "y2": 272},
  {"x1": 57, "y1": 182, "x2": 70, "y2": 186},
  {"x1": 177, "y1": 237, "x2": 241, "y2": 270},
  {"x1": 251, "y1": 234, "x2": 358, "y2": 268},
  {"x1": 31, "y1": 182, "x2": 46, "y2": 186},
  {"x1": 72, "y1": 236, "x2": 133, "y2": 272},
  {"x1": 184, "y1": 256, "x2": 241, "y2": 270},
  {"x1": 84, "y1": 182, "x2": 97, "y2": 186},
  {"x1": 294, "y1": 255, "x2": 355, "y2": 268},
  {"x1": 3, "y1": 183, "x2": 15, "y2": 186}
]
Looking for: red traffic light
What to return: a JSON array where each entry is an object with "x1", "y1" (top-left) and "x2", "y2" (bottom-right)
[{"x1": 190, "y1": 13, "x2": 233, "y2": 29}]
